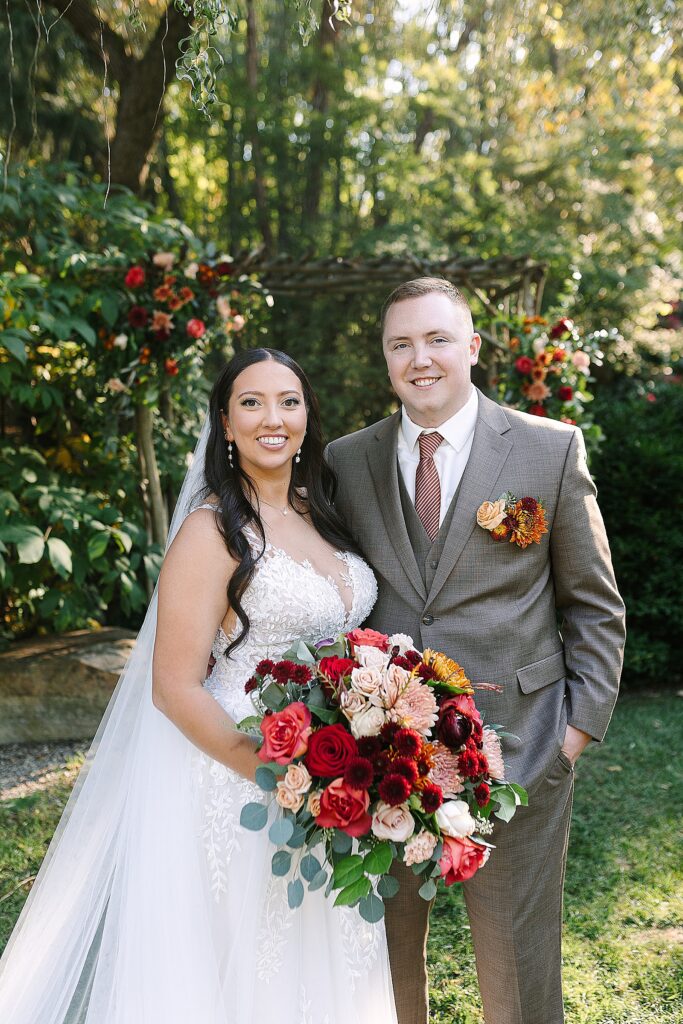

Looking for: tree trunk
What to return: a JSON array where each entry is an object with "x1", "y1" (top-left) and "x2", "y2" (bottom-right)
[
  {"x1": 134, "y1": 405, "x2": 168, "y2": 547},
  {"x1": 301, "y1": 0, "x2": 339, "y2": 227},
  {"x1": 245, "y1": 0, "x2": 274, "y2": 252}
]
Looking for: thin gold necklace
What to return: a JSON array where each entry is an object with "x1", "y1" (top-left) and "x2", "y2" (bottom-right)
[{"x1": 259, "y1": 497, "x2": 291, "y2": 517}]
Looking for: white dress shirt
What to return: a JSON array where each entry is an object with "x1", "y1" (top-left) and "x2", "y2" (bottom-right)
[{"x1": 397, "y1": 387, "x2": 479, "y2": 527}]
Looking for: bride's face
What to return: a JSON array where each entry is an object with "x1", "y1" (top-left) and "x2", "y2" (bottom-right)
[{"x1": 222, "y1": 360, "x2": 307, "y2": 476}]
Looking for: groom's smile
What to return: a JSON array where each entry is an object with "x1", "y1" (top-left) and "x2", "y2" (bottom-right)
[{"x1": 383, "y1": 292, "x2": 481, "y2": 428}]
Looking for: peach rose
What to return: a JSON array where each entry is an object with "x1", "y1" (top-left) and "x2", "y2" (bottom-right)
[
  {"x1": 476, "y1": 499, "x2": 507, "y2": 531},
  {"x1": 306, "y1": 791, "x2": 322, "y2": 816},
  {"x1": 371, "y1": 801, "x2": 416, "y2": 842},
  {"x1": 350, "y1": 666, "x2": 383, "y2": 699},
  {"x1": 282, "y1": 762, "x2": 312, "y2": 795},
  {"x1": 340, "y1": 690, "x2": 366, "y2": 719},
  {"x1": 275, "y1": 783, "x2": 304, "y2": 812}
]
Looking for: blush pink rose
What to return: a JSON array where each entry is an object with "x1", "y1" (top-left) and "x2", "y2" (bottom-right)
[
  {"x1": 259, "y1": 702, "x2": 312, "y2": 764},
  {"x1": 439, "y1": 835, "x2": 490, "y2": 885},
  {"x1": 315, "y1": 778, "x2": 372, "y2": 837}
]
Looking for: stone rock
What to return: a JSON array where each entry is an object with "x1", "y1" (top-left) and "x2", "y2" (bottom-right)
[{"x1": 0, "y1": 629, "x2": 136, "y2": 745}]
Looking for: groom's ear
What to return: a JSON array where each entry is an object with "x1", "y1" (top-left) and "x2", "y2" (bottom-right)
[{"x1": 469, "y1": 333, "x2": 482, "y2": 365}]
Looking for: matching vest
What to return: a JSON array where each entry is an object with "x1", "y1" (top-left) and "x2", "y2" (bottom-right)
[{"x1": 397, "y1": 465, "x2": 462, "y2": 592}]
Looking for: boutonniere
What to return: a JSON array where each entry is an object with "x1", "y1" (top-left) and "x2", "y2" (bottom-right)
[{"x1": 477, "y1": 493, "x2": 548, "y2": 549}]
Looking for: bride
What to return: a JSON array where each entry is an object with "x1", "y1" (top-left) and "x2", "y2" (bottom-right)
[{"x1": 0, "y1": 349, "x2": 398, "y2": 1023}]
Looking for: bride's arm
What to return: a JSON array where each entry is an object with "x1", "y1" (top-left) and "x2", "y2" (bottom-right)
[{"x1": 152, "y1": 508, "x2": 262, "y2": 783}]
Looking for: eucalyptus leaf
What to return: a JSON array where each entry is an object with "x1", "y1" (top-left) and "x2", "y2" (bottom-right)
[
  {"x1": 308, "y1": 869, "x2": 328, "y2": 891},
  {"x1": 255, "y1": 766, "x2": 277, "y2": 791},
  {"x1": 418, "y1": 879, "x2": 437, "y2": 900},
  {"x1": 260, "y1": 682, "x2": 287, "y2": 711},
  {"x1": 331, "y1": 831, "x2": 353, "y2": 855},
  {"x1": 287, "y1": 878, "x2": 304, "y2": 909},
  {"x1": 271, "y1": 850, "x2": 292, "y2": 876},
  {"x1": 359, "y1": 893, "x2": 385, "y2": 923},
  {"x1": 269, "y1": 816, "x2": 295, "y2": 845},
  {"x1": 377, "y1": 874, "x2": 400, "y2": 899},
  {"x1": 287, "y1": 823, "x2": 308, "y2": 849},
  {"x1": 240, "y1": 802, "x2": 268, "y2": 831},
  {"x1": 300, "y1": 853, "x2": 322, "y2": 882}
]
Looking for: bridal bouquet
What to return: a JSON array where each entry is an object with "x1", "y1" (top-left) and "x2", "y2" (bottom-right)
[{"x1": 238, "y1": 629, "x2": 527, "y2": 923}]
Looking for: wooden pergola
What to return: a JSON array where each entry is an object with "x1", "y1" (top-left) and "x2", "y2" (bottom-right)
[{"x1": 229, "y1": 251, "x2": 548, "y2": 356}]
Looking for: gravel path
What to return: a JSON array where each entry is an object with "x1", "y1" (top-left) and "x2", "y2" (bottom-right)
[{"x1": 0, "y1": 741, "x2": 87, "y2": 801}]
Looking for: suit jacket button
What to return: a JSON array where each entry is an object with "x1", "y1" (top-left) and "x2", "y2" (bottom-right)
[
  {"x1": 422, "y1": 614, "x2": 434, "y2": 626},
  {"x1": 430, "y1": 561, "x2": 438, "y2": 570}
]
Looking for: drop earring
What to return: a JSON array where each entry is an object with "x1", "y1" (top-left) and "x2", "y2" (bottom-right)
[
  {"x1": 295, "y1": 447, "x2": 302, "y2": 464},
  {"x1": 226, "y1": 438, "x2": 233, "y2": 468}
]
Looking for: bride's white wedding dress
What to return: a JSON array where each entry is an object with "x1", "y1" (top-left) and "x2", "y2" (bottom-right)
[{"x1": 0, "y1": 509, "x2": 398, "y2": 1024}]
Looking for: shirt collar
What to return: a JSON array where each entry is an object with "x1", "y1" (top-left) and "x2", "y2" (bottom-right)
[{"x1": 400, "y1": 387, "x2": 479, "y2": 454}]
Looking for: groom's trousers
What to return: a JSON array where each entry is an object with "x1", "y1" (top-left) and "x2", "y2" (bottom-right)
[{"x1": 384, "y1": 750, "x2": 575, "y2": 1024}]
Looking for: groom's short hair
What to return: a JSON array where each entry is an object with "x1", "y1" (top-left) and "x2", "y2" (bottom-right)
[{"x1": 380, "y1": 277, "x2": 473, "y2": 335}]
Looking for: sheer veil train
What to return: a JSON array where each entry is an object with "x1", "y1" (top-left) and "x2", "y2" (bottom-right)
[{"x1": 0, "y1": 413, "x2": 237, "y2": 1023}]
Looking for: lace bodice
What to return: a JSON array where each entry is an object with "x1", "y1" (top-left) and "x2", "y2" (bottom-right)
[{"x1": 202, "y1": 516, "x2": 377, "y2": 722}]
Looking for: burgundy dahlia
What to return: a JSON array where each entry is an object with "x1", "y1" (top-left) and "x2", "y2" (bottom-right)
[
  {"x1": 393, "y1": 728, "x2": 422, "y2": 758},
  {"x1": 343, "y1": 756, "x2": 374, "y2": 790},
  {"x1": 392, "y1": 756, "x2": 419, "y2": 785},
  {"x1": 378, "y1": 773, "x2": 412, "y2": 807},
  {"x1": 255, "y1": 658, "x2": 275, "y2": 677},
  {"x1": 474, "y1": 782, "x2": 491, "y2": 807},
  {"x1": 420, "y1": 781, "x2": 444, "y2": 814}
]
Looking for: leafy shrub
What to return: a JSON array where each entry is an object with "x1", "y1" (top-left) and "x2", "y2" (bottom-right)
[
  {"x1": 591, "y1": 380, "x2": 683, "y2": 686},
  {"x1": 0, "y1": 447, "x2": 163, "y2": 643}
]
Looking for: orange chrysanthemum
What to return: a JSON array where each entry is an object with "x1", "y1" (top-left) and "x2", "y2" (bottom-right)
[{"x1": 508, "y1": 501, "x2": 547, "y2": 548}]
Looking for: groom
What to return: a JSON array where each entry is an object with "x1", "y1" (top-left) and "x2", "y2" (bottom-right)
[{"x1": 327, "y1": 278, "x2": 625, "y2": 1024}]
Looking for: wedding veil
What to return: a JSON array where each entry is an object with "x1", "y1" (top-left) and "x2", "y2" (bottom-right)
[{"x1": 0, "y1": 413, "x2": 236, "y2": 1022}]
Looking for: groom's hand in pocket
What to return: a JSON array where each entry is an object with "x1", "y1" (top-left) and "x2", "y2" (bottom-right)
[{"x1": 561, "y1": 724, "x2": 592, "y2": 765}]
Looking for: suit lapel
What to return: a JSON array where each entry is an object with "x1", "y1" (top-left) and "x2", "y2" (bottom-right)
[
  {"x1": 426, "y1": 392, "x2": 513, "y2": 605},
  {"x1": 366, "y1": 412, "x2": 427, "y2": 601}
]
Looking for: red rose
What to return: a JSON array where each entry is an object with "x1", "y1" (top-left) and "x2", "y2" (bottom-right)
[
  {"x1": 315, "y1": 778, "x2": 372, "y2": 836},
  {"x1": 550, "y1": 318, "x2": 573, "y2": 339},
  {"x1": 528, "y1": 404, "x2": 547, "y2": 417},
  {"x1": 215, "y1": 261, "x2": 234, "y2": 276},
  {"x1": 128, "y1": 305, "x2": 149, "y2": 328},
  {"x1": 186, "y1": 317, "x2": 206, "y2": 339},
  {"x1": 514, "y1": 356, "x2": 534, "y2": 375},
  {"x1": 346, "y1": 628, "x2": 389, "y2": 652},
  {"x1": 558, "y1": 385, "x2": 573, "y2": 401},
  {"x1": 305, "y1": 724, "x2": 358, "y2": 777},
  {"x1": 164, "y1": 358, "x2": 179, "y2": 376},
  {"x1": 318, "y1": 656, "x2": 356, "y2": 682},
  {"x1": 125, "y1": 265, "x2": 145, "y2": 288},
  {"x1": 439, "y1": 835, "x2": 489, "y2": 885},
  {"x1": 259, "y1": 702, "x2": 312, "y2": 765}
]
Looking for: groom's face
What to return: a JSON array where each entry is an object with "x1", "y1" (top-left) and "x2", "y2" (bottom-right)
[{"x1": 382, "y1": 293, "x2": 481, "y2": 427}]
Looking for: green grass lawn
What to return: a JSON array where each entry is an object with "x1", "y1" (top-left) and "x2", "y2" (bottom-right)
[{"x1": 1, "y1": 692, "x2": 682, "y2": 1022}]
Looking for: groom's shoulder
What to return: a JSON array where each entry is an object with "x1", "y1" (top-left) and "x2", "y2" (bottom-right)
[
  {"x1": 490, "y1": 396, "x2": 578, "y2": 452},
  {"x1": 328, "y1": 413, "x2": 396, "y2": 459}
]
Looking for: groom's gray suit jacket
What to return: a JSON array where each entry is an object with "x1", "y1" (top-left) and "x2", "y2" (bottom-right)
[{"x1": 328, "y1": 389, "x2": 625, "y2": 791}]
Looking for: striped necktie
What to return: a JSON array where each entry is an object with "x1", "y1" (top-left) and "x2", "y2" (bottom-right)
[{"x1": 414, "y1": 431, "x2": 444, "y2": 540}]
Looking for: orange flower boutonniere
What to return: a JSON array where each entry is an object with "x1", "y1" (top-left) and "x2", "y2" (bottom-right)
[{"x1": 477, "y1": 493, "x2": 548, "y2": 549}]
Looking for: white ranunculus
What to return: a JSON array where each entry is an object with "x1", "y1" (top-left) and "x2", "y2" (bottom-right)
[
  {"x1": 372, "y1": 802, "x2": 415, "y2": 842},
  {"x1": 349, "y1": 703, "x2": 386, "y2": 739},
  {"x1": 355, "y1": 645, "x2": 389, "y2": 670},
  {"x1": 113, "y1": 333, "x2": 128, "y2": 349},
  {"x1": 388, "y1": 633, "x2": 415, "y2": 656},
  {"x1": 435, "y1": 799, "x2": 476, "y2": 839}
]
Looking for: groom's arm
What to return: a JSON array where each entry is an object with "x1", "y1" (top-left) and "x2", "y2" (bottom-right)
[{"x1": 550, "y1": 429, "x2": 626, "y2": 744}]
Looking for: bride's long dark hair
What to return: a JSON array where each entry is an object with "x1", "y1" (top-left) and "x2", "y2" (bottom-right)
[{"x1": 202, "y1": 347, "x2": 359, "y2": 657}]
